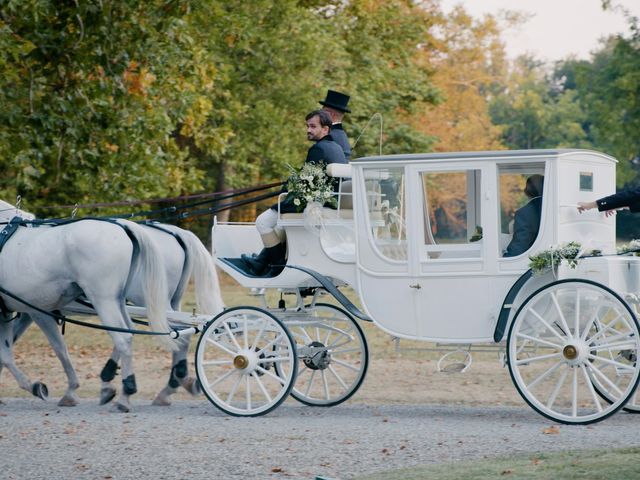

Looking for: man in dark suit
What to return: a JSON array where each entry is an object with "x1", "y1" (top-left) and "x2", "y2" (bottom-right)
[
  {"x1": 241, "y1": 110, "x2": 346, "y2": 276},
  {"x1": 578, "y1": 187, "x2": 640, "y2": 215},
  {"x1": 320, "y1": 90, "x2": 352, "y2": 160},
  {"x1": 504, "y1": 175, "x2": 544, "y2": 257}
]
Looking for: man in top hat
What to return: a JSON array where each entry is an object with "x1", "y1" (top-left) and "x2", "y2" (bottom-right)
[
  {"x1": 240, "y1": 109, "x2": 346, "y2": 277},
  {"x1": 320, "y1": 89, "x2": 351, "y2": 160}
]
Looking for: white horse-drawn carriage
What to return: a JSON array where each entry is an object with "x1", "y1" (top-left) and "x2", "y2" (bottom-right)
[
  {"x1": 2, "y1": 148, "x2": 639, "y2": 425},
  {"x1": 206, "y1": 148, "x2": 640, "y2": 424}
]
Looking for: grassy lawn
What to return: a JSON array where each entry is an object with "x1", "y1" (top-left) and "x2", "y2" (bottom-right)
[{"x1": 354, "y1": 447, "x2": 640, "y2": 480}]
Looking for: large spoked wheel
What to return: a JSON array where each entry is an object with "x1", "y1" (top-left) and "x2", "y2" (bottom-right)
[
  {"x1": 591, "y1": 347, "x2": 640, "y2": 413},
  {"x1": 507, "y1": 279, "x2": 640, "y2": 425},
  {"x1": 195, "y1": 307, "x2": 297, "y2": 417},
  {"x1": 589, "y1": 307, "x2": 640, "y2": 413},
  {"x1": 278, "y1": 303, "x2": 369, "y2": 407}
]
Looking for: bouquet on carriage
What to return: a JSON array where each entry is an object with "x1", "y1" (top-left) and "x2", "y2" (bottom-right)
[{"x1": 285, "y1": 161, "x2": 338, "y2": 212}]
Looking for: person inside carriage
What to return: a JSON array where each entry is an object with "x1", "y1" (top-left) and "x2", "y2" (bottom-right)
[
  {"x1": 503, "y1": 174, "x2": 544, "y2": 257},
  {"x1": 240, "y1": 109, "x2": 347, "y2": 277}
]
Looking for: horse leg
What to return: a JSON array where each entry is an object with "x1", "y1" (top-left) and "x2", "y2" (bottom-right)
[
  {"x1": 177, "y1": 332, "x2": 201, "y2": 396},
  {"x1": 0, "y1": 316, "x2": 48, "y2": 401},
  {"x1": 30, "y1": 314, "x2": 81, "y2": 407},
  {"x1": 152, "y1": 334, "x2": 198, "y2": 406},
  {"x1": 99, "y1": 348, "x2": 120, "y2": 405},
  {"x1": 104, "y1": 331, "x2": 135, "y2": 413}
]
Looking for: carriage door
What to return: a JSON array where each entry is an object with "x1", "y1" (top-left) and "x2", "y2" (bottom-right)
[
  {"x1": 413, "y1": 165, "x2": 495, "y2": 341},
  {"x1": 354, "y1": 165, "x2": 420, "y2": 338}
]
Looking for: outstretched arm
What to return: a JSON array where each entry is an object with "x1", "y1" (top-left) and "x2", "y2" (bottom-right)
[
  {"x1": 579, "y1": 187, "x2": 640, "y2": 214},
  {"x1": 577, "y1": 200, "x2": 616, "y2": 217}
]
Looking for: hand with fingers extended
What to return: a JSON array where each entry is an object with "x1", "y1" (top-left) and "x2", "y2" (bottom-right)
[
  {"x1": 578, "y1": 201, "x2": 622, "y2": 217},
  {"x1": 577, "y1": 201, "x2": 597, "y2": 213}
]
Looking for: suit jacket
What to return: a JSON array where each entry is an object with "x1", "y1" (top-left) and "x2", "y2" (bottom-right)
[
  {"x1": 305, "y1": 134, "x2": 347, "y2": 165},
  {"x1": 272, "y1": 134, "x2": 347, "y2": 214},
  {"x1": 330, "y1": 123, "x2": 351, "y2": 160},
  {"x1": 504, "y1": 196, "x2": 542, "y2": 257},
  {"x1": 597, "y1": 187, "x2": 640, "y2": 212}
]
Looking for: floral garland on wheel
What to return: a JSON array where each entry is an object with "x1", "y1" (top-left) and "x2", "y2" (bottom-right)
[{"x1": 528, "y1": 241, "x2": 602, "y2": 275}]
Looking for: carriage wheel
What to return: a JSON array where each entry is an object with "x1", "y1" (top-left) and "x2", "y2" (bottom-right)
[
  {"x1": 195, "y1": 307, "x2": 297, "y2": 417},
  {"x1": 590, "y1": 348, "x2": 640, "y2": 413},
  {"x1": 507, "y1": 279, "x2": 640, "y2": 425},
  {"x1": 278, "y1": 303, "x2": 369, "y2": 407},
  {"x1": 587, "y1": 314, "x2": 640, "y2": 413}
]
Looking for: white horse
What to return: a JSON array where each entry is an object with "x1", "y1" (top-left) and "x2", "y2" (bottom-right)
[
  {"x1": 0, "y1": 201, "x2": 224, "y2": 407},
  {"x1": 0, "y1": 209, "x2": 172, "y2": 412},
  {"x1": 99, "y1": 220, "x2": 224, "y2": 406}
]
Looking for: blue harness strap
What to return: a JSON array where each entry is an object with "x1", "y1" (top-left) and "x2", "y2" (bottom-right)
[
  {"x1": 0, "y1": 216, "x2": 23, "y2": 252},
  {"x1": 0, "y1": 217, "x2": 25, "y2": 315}
]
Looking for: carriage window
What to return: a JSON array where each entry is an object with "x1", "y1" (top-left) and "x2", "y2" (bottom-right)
[
  {"x1": 580, "y1": 172, "x2": 593, "y2": 191},
  {"x1": 498, "y1": 163, "x2": 545, "y2": 257},
  {"x1": 422, "y1": 170, "x2": 481, "y2": 259},
  {"x1": 363, "y1": 166, "x2": 407, "y2": 261}
]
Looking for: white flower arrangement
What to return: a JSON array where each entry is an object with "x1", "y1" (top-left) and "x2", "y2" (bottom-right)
[
  {"x1": 528, "y1": 241, "x2": 601, "y2": 275},
  {"x1": 617, "y1": 239, "x2": 640, "y2": 256},
  {"x1": 286, "y1": 162, "x2": 337, "y2": 212}
]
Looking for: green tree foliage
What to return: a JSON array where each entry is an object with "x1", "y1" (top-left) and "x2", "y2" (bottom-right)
[
  {"x1": 0, "y1": 1, "x2": 221, "y2": 214},
  {"x1": 335, "y1": 0, "x2": 440, "y2": 158},
  {"x1": 187, "y1": 0, "x2": 341, "y2": 189},
  {"x1": 0, "y1": 0, "x2": 442, "y2": 218},
  {"x1": 574, "y1": 32, "x2": 640, "y2": 185},
  {"x1": 489, "y1": 56, "x2": 592, "y2": 151}
]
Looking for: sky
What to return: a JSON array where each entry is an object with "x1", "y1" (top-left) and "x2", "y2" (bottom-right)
[{"x1": 440, "y1": 0, "x2": 639, "y2": 62}]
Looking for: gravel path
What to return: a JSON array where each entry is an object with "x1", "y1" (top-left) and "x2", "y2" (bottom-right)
[{"x1": 2, "y1": 398, "x2": 640, "y2": 479}]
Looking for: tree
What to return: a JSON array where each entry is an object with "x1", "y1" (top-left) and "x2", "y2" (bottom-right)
[
  {"x1": 0, "y1": 0, "x2": 444, "y2": 221},
  {"x1": 407, "y1": 5, "x2": 507, "y2": 152},
  {"x1": 0, "y1": 1, "x2": 224, "y2": 215},
  {"x1": 490, "y1": 56, "x2": 591, "y2": 151},
  {"x1": 575, "y1": 34, "x2": 640, "y2": 185},
  {"x1": 334, "y1": 0, "x2": 440, "y2": 157}
]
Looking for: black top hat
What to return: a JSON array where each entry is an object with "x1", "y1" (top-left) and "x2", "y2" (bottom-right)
[{"x1": 319, "y1": 90, "x2": 351, "y2": 113}]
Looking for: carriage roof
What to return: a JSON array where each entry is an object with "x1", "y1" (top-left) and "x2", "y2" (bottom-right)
[{"x1": 352, "y1": 148, "x2": 617, "y2": 164}]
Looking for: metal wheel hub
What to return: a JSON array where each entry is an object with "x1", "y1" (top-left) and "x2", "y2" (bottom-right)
[
  {"x1": 303, "y1": 341, "x2": 331, "y2": 370},
  {"x1": 233, "y1": 350, "x2": 259, "y2": 373},
  {"x1": 562, "y1": 341, "x2": 587, "y2": 365}
]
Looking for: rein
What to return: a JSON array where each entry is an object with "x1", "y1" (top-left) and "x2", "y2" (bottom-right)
[
  {"x1": 0, "y1": 187, "x2": 282, "y2": 227},
  {"x1": 3, "y1": 181, "x2": 285, "y2": 225}
]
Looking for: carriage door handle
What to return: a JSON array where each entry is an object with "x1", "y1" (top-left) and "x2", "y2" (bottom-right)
[{"x1": 409, "y1": 283, "x2": 422, "y2": 289}]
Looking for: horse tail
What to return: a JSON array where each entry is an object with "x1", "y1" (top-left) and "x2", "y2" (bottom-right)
[
  {"x1": 119, "y1": 221, "x2": 175, "y2": 351},
  {"x1": 179, "y1": 229, "x2": 225, "y2": 315}
]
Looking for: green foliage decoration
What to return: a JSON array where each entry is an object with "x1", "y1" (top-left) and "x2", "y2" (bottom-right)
[{"x1": 528, "y1": 241, "x2": 603, "y2": 275}]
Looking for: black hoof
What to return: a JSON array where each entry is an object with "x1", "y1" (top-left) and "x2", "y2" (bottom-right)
[
  {"x1": 115, "y1": 402, "x2": 130, "y2": 413},
  {"x1": 100, "y1": 387, "x2": 117, "y2": 405},
  {"x1": 32, "y1": 382, "x2": 49, "y2": 400}
]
